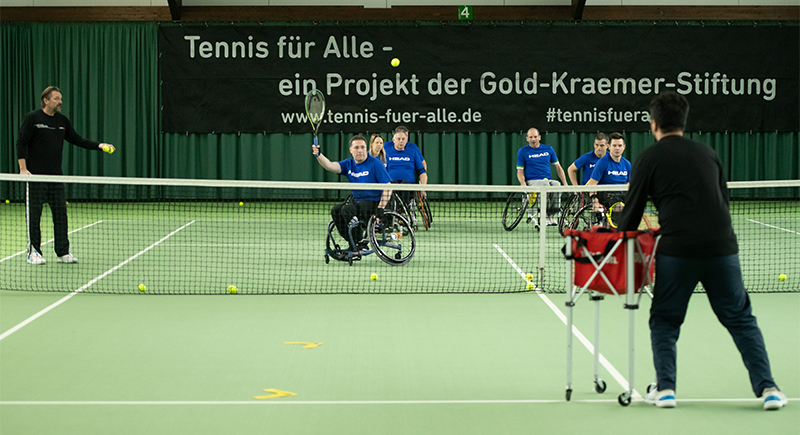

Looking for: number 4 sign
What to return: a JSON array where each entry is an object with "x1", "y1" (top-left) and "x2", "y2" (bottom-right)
[{"x1": 459, "y1": 5, "x2": 473, "y2": 21}]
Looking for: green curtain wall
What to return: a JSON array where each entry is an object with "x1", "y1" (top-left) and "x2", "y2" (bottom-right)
[{"x1": 1, "y1": 22, "x2": 798, "y2": 201}]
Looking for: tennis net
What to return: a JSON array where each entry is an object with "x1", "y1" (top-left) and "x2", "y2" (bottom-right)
[{"x1": 0, "y1": 175, "x2": 797, "y2": 294}]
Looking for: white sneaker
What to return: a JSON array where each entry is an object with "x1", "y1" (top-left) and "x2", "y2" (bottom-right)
[
  {"x1": 762, "y1": 388, "x2": 788, "y2": 410},
  {"x1": 645, "y1": 388, "x2": 676, "y2": 408},
  {"x1": 27, "y1": 250, "x2": 46, "y2": 265},
  {"x1": 57, "y1": 253, "x2": 78, "y2": 263}
]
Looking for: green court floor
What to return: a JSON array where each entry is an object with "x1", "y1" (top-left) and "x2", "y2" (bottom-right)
[{"x1": 1, "y1": 290, "x2": 797, "y2": 435}]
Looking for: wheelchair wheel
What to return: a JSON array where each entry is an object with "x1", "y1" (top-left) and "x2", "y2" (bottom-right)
[
  {"x1": 415, "y1": 191, "x2": 431, "y2": 231},
  {"x1": 390, "y1": 192, "x2": 416, "y2": 230},
  {"x1": 567, "y1": 205, "x2": 598, "y2": 232},
  {"x1": 325, "y1": 221, "x2": 350, "y2": 263},
  {"x1": 502, "y1": 193, "x2": 530, "y2": 231},
  {"x1": 558, "y1": 193, "x2": 584, "y2": 236},
  {"x1": 368, "y1": 211, "x2": 415, "y2": 266}
]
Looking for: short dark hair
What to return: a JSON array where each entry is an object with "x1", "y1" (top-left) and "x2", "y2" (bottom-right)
[
  {"x1": 349, "y1": 134, "x2": 368, "y2": 147},
  {"x1": 594, "y1": 132, "x2": 609, "y2": 142},
  {"x1": 40, "y1": 86, "x2": 61, "y2": 108},
  {"x1": 394, "y1": 125, "x2": 409, "y2": 135},
  {"x1": 609, "y1": 132, "x2": 624, "y2": 142},
  {"x1": 649, "y1": 91, "x2": 689, "y2": 133}
]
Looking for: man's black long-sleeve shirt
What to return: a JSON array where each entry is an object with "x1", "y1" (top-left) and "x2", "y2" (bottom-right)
[
  {"x1": 618, "y1": 135, "x2": 738, "y2": 257},
  {"x1": 16, "y1": 109, "x2": 100, "y2": 175}
]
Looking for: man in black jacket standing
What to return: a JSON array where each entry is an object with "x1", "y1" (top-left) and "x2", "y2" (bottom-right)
[
  {"x1": 618, "y1": 92, "x2": 786, "y2": 410},
  {"x1": 16, "y1": 86, "x2": 115, "y2": 265}
]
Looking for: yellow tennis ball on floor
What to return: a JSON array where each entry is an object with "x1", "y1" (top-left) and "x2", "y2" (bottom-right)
[
  {"x1": 526, "y1": 273, "x2": 533, "y2": 281},
  {"x1": 391, "y1": 58, "x2": 400, "y2": 67},
  {"x1": 526, "y1": 283, "x2": 534, "y2": 291},
  {"x1": 779, "y1": 274, "x2": 786, "y2": 281},
  {"x1": 370, "y1": 273, "x2": 378, "y2": 281},
  {"x1": 228, "y1": 285, "x2": 238, "y2": 294},
  {"x1": 239, "y1": 202, "x2": 243, "y2": 206},
  {"x1": 138, "y1": 284, "x2": 146, "y2": 292}
]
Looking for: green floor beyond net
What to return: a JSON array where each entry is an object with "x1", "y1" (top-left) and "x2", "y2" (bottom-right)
[{"x1": 0, "y1": 175, "x2": 798, "y2": 294}]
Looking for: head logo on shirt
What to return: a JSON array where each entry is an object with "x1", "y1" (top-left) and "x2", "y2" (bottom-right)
[
  {"x1": 348, "y1": 170, "x2": 370, "y2": 178},
  {"x1": 529, "y1": 152, "x2": 549, "y2": 159},
  {"x1": 608, "y1": 170, "x2": 628, "y2": 176},
  {"x1": 389, "y1": 156, "x2": 411, "y2": 162}
]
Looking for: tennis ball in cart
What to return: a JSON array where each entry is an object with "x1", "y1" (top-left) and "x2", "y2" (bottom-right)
[
  {"x1": 370, "y1": 273, "x2": 378, "y2": 281},
  {"x1": 391, "y1": 58, "x2": 400, "y2": 67},
  {"x1": 138, "y1": 284, "x2": 146, "y2": 292}
]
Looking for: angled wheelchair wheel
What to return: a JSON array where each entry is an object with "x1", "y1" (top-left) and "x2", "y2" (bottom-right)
[
  {"x1": 368, "y1": 211, "x2": 415, "y2": 266},
  {"x1": 389, "y1": 192, "x2": 416, "y2": 230},
  {"x1": 415, "y1": 191, "x2": 431, "y2": 231},
  {"x1": 567, "y1": 205, "x2": 596, "y2": 232},
  {"x1": 325, "y1": 221, "x2": 350, "y2": 263},
  {"x1": 559, "y1": 193, "x2": 584, "y2": 236},
  {"x1": 502, "y1": 193, "x2": 529, "y2": 231}
]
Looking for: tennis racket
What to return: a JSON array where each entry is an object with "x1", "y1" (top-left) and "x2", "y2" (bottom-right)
[
  {"x1": 606, "y1": 201, "x2": 625, "y2": 228},
  {"x1": 305, "y1": 89, "x2": 326, "y2": 151}
]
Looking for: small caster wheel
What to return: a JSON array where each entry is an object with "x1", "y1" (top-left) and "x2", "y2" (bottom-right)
[
  {"x1": 565, "y1": 388, "x2": 572, "y2": 401},
  {"x1": 647, "y1": 382, "x2": 657, "y2": 394},
  {"x1": 324, "y1": 255, "x2": 329, "y2": 264},
  {"x1": 618, "y1": 392, "x2": 631, "y2": 406},
  {"x1": 395, "y1": 252, "x2": 402, "y2": 260},
  {"x1": 595, "y1": 379, "x2": 607, "y2": 393},
  {"x1": 526, "y1": 217, "x2": 532, "y2": 224}
]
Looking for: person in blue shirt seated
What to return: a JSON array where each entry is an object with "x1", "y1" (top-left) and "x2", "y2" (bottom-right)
[
  {"x1": 516, "y1": 127, "x2": 569, "y2": 225},
  {"x1": 586, "y1": 131, "x2": 631, "y2": 213},
  {"x1": 313, "y1": 134, "x2": 392, "y2": 251},
  {"x1": 568, "y1": 132, "x2": 608, "y2": 187},
  {"x1": 383, "y1": 125, "x2": 428, "y2": 207}
]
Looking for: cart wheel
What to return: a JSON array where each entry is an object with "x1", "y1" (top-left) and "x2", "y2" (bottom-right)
[
  {"x1": 618, "y1": 392, "x2": 632, "y2": 406},
  {"x1": 647, "y1": 382, "x2": 657, "y2": 394},
  {"x1": 595, "y1": 379, "x2": 607, "y2": 393},
  {"x1": 348, "y1": 258, "x2": 353, "y2": 266},
  {"x1": 324, "y1": 255, "x2": 329, "y2": 264},
  {"x1": 565, "y1": 388, "x2": 572, "y2": 401}
]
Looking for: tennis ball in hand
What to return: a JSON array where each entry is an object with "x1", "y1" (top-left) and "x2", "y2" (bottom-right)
[
  {"x1": 391, "y1": 58, "x2": 400, "y2": 67},
  {"x1": 102, "y1": 145, "x2": 114, "y2": 154},
  {"x1": 526, "y1": 283, "x2": 535, "y2": 291},
  {"x1": 526, "y1": 273, "x2": 533, "y2": 281},
  {"x1": 370, "y1": 273, "x2": 378, "y2": 281},
  {"x1": 779, "y1": 274, "x2": 786, "y2": 281},
  {"x1": 138, "y1": 284, "x2": 146, "y2": 292},
  {"x1": 228, "y1": 285, "x2": 238, "y2": 294}
]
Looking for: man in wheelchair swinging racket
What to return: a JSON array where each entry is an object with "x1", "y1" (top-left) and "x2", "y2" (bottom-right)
[
  {"x1": 313, "y1": 135, "x2": 392, "y2": 250},
  {"x1": 585, "y1": 132, "x2": 631, "y2": 226}
]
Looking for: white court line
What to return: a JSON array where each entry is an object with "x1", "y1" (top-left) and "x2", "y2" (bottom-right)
[
  {"x1": 0, "y1": 221, "x2": 196, "y2": 342},
  {"x1": 1, "y1": 397, "x2": 794, "y2": 406},
  {"x1": 746, "y1": 219, "x2": 800, "y2": 235},
  {"x1": 493, "y1": 244, "x2": 643, "y2": 401},
  {"x1": 0, "y1": 221, "x2": 103, "y2": 263}
]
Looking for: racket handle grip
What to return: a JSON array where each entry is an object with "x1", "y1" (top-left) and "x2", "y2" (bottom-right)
[{"x1": 313, "y1": 136, "x2": 318, "y2": 146}]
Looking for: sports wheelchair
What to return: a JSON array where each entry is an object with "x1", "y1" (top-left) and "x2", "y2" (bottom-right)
[
  {"x1": 559, "y1": 193, "x2": 630, "y2": 233},
  {"x1": 388, "y1": 191, "x2": 432, "y2": 232},
  {"x1": 324, "y1": 196, "x2": 416, "y2": 266}
]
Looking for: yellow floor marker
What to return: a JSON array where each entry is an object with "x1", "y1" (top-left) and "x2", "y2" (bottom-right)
[
  {"x1": 284, "y1": 341, "x2": 322, "y2": 349},
  {"x1": 253, "y1": 388, "x2": 297, "y2": 400}
]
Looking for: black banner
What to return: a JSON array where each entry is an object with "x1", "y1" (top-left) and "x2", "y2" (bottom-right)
[{"x1": 159, "y1": 24, "x2": 799, "y2": 134}]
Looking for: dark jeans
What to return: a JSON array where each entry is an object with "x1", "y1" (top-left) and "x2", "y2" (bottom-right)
[
  {"x1": 650, "y1": 253, "x2": 776, "y2": 396},
  {"x1": 27, "y1": 182, "x2": 70, "y2": 256},
  {"x1": 331, "y1": 199, "x2": 378, "y2": 248}
]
